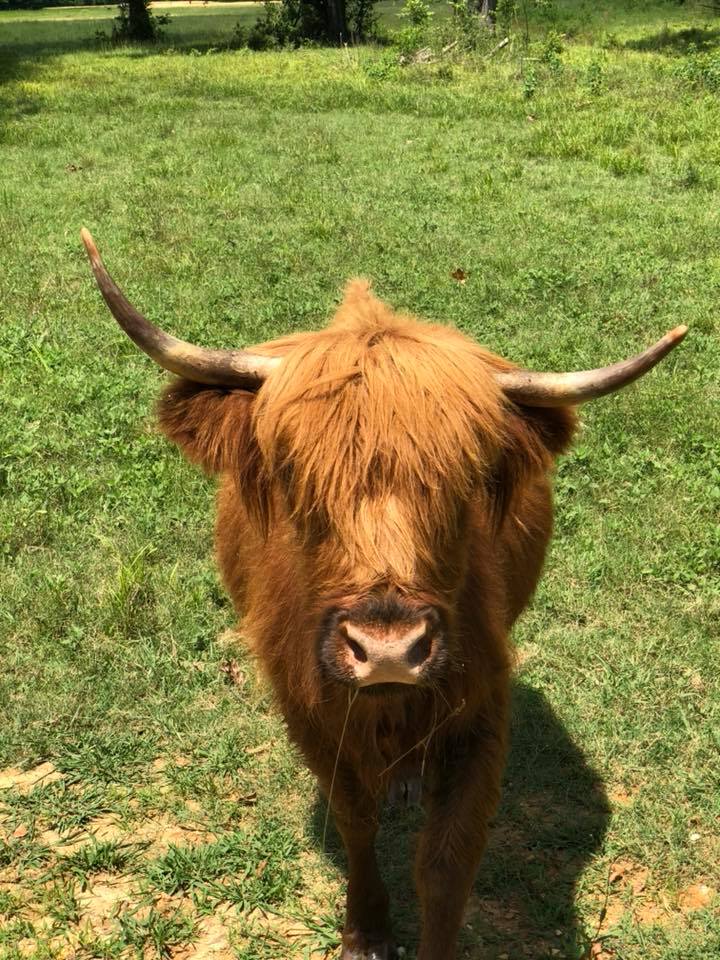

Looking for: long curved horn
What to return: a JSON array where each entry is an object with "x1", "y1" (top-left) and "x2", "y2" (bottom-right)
[
  {"x1": 496, "y1": 326, "x2": 688, "y2": 407},
  {"x1": 81, "y1": 229, "x2": 280, "y2": 389}
]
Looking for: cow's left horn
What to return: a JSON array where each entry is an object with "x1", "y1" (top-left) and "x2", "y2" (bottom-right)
[
  {"x1": 81, "y1": 229, "x2": 280, "y2": 389},
  {"x1": 495, "y1": 325, "x2": 688, "y2": 407}
]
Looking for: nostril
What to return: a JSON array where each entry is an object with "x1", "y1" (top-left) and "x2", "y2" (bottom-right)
[
  {"x1": 346, "y1": 635, "x2": 368, "y2": 664},
  {"x1": 406, "y1": 631, "x2": 432, "y2": 668}
]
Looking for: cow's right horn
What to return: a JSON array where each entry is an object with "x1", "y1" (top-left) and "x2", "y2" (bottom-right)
[
  {"x1": 81, "y1": 229, "x2": 280, "y2": 389},
  {"x1": 495, "y1": 325, "x2": 688, "y2": 407}
]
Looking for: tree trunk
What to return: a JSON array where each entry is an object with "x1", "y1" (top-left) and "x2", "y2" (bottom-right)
[
  {"x1": 480, "y1": 0, "x2": 497, "y2": 28},
  {"x1": 325, "y1": 0, "x2": 348, "y2": 42},
  {"x1": 127, "y1": 0, "x2": 156, "y2": 42}
]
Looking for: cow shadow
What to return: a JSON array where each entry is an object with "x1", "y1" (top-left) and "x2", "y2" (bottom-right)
[{"x1": 311, "y1": 680, "x2": 610, "y2": 960}]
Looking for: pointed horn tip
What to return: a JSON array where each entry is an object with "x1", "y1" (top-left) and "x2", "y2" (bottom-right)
[
  {"x1": 667, "y1": 324, "x2": 689, "y2": 344},
  {"x1": 80, "y1": 227, "x2": 100, "y2": 264}
]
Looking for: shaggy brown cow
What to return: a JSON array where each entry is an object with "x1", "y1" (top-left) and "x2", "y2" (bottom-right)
[{"x1": 81, "y1": 229, "x2": 686, "y2": 960}]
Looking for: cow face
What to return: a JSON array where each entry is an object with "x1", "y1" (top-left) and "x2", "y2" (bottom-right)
[{"x1": 157, "y1": 285, "x2": 577, "y2": 692}]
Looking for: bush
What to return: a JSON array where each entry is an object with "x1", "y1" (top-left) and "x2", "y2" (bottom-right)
[
  {"x1": 398, "y1": 0, "x2": 433, "y2": 28},
  {"x1": 244, "y1": 0, "x2": 377, "y2": 48},
  {"x1": 673, "y1": 49, "x2": 720, "y2": 92},
  {"x1": 247, "y1": 1, "x2": 304, "y2": 50}
]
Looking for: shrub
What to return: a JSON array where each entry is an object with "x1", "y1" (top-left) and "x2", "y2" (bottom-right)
[
  {"x1": 399, "y1": 0, "x2": 433, "y2": 28},
  {"x1": 673, "y1": 49, "x2": 720, "y2": 92},
  {"x1": 245, "y1": 0, "x2": 378, "y2": 48}
]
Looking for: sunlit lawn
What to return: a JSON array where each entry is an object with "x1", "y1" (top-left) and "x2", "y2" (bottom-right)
[{"x1": 0, "y1": 2, "x2": 718, "y2": 958}]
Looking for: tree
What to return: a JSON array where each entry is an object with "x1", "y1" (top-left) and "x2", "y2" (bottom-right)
[
  {"x1": 115, "y1": 0, "x2": 159, "y2": 43},
  {"x1": 248, "y1": 0, "x2": 377, "y2": 48}
]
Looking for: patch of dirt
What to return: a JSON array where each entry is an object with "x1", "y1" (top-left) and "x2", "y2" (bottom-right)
[
  {"x1": 607, "y1": 784, "x2": 639, "y2": 808},
  {"x1": 76, "y1": 874, "x2": 140, "y2": 936},
  {"x1": 464, "y1": 893, "x2": 529, "y2": 939},
  {"x1": 133, "y1": 813, "x2": 210, "y2": 852},
  {"x1": 594, "y1": 860, "x2": 673, "y2": 934},
  {"x1": 37, "y1": 813, "x2": 128, "y2": 853},
  {"x1": 600, "y1": 898, "x2": 627, "y2": 930},
  {"x1": 518, "y1": 795, "x2": 552, "y2": 821},
  {"x1": 634, "y1": 899, "x2": 670, "y2": 925},
  {"x1": 677, "y1": 882, "x2": 716, "y2": 912},
  {"x1": 590, "y1": 942, "x2": 615, "y2": 959},
  {"x1": 0, "y1": 762, "x2": 63, "y2": 793},
  {"x1": 608, "y1": 859, "x2": 648, "y2": 895},
  {"x1": 13, "y1": 939, "x2": 38, "y2": 958},
  {"x1": 173, "y1": 909, "x2": 236, "y2": 960},
  {"x1": 37, "y1": 827, "x2": 64, "y2": 846}
]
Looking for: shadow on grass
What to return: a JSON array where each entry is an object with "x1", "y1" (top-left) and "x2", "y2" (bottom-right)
[
  {"x1": 312, "y1": 681, "x2": 610, "y2": 960},
  {"x1": 0, "y1": 12, "x2": 253, "y2": 89},
  {"x1": 624, "y1": 25, "x2": 720, "y2": 54}
]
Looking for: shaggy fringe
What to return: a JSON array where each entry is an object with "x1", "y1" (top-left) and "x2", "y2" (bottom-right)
[
  {"x1": 158, "y1": 280, "x2": 576, "y2": 592},
  {"x1": 253, "y1": 281, "x2": 514, "y2": 583}
]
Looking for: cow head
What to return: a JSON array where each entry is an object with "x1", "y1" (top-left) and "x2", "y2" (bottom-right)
[{"x1": 81, "y1": 230, "x2": 687, "y2": 692}]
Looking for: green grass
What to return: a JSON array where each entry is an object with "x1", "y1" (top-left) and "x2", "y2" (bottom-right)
[{"x1": 1, "y1": 2, "x2": 719, "y2": 958}]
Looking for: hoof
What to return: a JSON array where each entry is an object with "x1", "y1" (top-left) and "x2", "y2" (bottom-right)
[
  {"x1": 340, "y1": 947, "x2": 396, "y2": 960},
  {"x1": 341, "y1": 930, "x2": 398, "y2": 960}
]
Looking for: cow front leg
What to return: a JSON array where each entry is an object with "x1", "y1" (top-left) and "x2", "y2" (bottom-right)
[
  {"x1": 414, "y1": 724, "x2": 507, "y2": 960},
  {"x1": 335, "y1": 813, "x2": 395, "y2": 959},
  {"x1": 330, "y1": 785, "x2": 395, "y2": 959}
]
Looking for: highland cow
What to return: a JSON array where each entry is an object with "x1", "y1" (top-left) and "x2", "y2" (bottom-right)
[{"x1": 82, "y1": 229, "x2": 686, "y2": 960}]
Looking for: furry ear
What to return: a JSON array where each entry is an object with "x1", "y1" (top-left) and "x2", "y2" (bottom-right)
[
  {"x1": 489, "y1": 403, "x2": 578, "y2": 522},
  {"x1": 157, "y1": 379, "x2": 270, "y2": 528},
  {"x1": 511, "y1": 403, "x2": 578, "y2": 461}
]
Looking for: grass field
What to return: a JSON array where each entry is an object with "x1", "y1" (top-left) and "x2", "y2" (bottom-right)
[{"x1": 1, "y1": 1, "x2": 719, "y2": 958}]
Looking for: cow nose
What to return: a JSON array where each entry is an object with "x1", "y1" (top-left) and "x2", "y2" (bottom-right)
[{"x1": 339, "y1": 618, "x2": 435, "y2": 686}]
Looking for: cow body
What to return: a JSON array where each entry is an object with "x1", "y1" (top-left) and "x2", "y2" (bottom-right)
[{"x1": 158, "y1": 282, "x2": 576, "y2": 959}]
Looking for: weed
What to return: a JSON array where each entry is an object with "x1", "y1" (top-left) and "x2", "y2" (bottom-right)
[
  {"x1": 364, "y1": 49, "x2": 401, "y2": 80},
  {"x1": 443, "y1": 1, "x2": 493, "y2": 53},
  {"x1": 42, "y1": 881, "x2": 81, "y2": 925},
  {"x1": 0, "y1": 918, "x2": 36, "y2": 946},
  {"x1": 398, "y1": 0, "x2": 432, "y2": 28},
  {"x1": 146, "y1": 824, "x2": 298, "y2": 904},
  {"x1": 522, "y1": 60, "x2": 538, "y2": 97},
  {"x1": 435, "y1": 62, "x2": 455, "y2": 82},
  {"x1": 0, "y1": 890, "x2": 24, "y2": 920},
  {"x1": 3, "y1": 780, "x2": 115, "y2": 833},
  {"x1": 673, "y1": 49, "x2": 720, "y2": 91},
  {"x1": 59, "y1": 840, "x2": 138, "y2": 885},
  {"x1": 583, "y1": 55, "x2": 606, "y2": 94},
  {"x1": 116, "y1": 907, "x2": 195, "y2": 957}
]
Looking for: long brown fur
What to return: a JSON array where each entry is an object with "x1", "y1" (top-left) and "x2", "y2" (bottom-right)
[{"x1": 157, "y1": 281, "x2": 577, "y2": 960}]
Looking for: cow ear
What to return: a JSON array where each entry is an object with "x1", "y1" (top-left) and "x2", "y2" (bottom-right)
[
  {"x1": 156, "y1": 379, "x2": 256, "y2": 473},
  {"x1": 489, "y1": 403, "x2": 578, "y2": 520},
  {"x1": 511, "y1": 403, "x2": 578, "y2": 461},
  {"x1": 157, "y1": 379, "x2": 270, "y2": 527}
]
